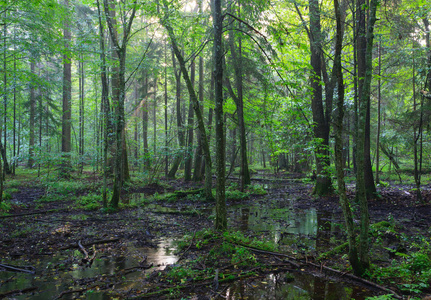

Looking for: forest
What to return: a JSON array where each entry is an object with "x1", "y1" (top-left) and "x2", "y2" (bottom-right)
[{"x1": 0, "y1": 0, "x2": 430, "y2": 299}]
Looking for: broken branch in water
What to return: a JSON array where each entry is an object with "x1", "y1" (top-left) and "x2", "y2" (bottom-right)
[{"x1": 59, "y1": 238, "x2": 120, "y2": 250}]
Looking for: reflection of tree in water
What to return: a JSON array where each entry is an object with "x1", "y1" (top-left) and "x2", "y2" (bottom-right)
[
  {"x1": 316, "y1": 210, "x2": 332, "y2": 253},
  {"x1": 240, "y1": 207, "x2": 250, "y2": 231}
]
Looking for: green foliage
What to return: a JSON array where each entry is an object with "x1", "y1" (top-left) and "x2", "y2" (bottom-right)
[
  {"x1": 225, "y1": 189, "x2": 249, "y2": 201},
  {"x1": 371, "y1": 237, "x2": 431, "y2": 294},
  {"x1": 75, "y1": 194, "x2": 102, "y2": 211},
  {"x1": 246, "y1": 184, "x2": 267, "y2": 195},
  {"x1": 45, "y1": 180, "x2": 89, "y2": 195},
  {"x1": 223, "y1": 231, "x2": 276, "y2": 252},
  {"x1": 365, "y1": 295, "x2": 396, "y2": 300},
  {"x1": 166, "y1": 265, "x2": 198, "y2": 281},
  {"x1": 231, "y1": 247, "x2": 257, "y2": 266},
  {"x1": 0, "y1": 201, "x2": 12, "y2": 214}
]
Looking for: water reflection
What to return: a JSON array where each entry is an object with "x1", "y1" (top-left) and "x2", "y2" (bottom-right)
[
  {"x1": 224, "y1": 272, "x2": 372, "y2": 299},
  {"x1": 0, "y1": 238, "x2": 178, "y2": 299}
]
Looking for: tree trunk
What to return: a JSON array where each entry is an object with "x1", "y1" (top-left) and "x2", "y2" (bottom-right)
[
  {"x1": 164, "y1": 40, "x2": 169, "y2": 177},
  {"x1": 96, "y1": 0, "x2": 109, "y2": 208},
  {"x1": 356, "y1": 0, "x2": 376, "y2": 198},
  {"x1": 184, "y1": 61, "x2": 195, "y2": 181},
  {"x1": 193, "y1": 56, "x2": 204, "y2": 182},
  {"x1": 143, "y1": 75, "x2": 149, "y2": 170},
  {"x1": 333, "y1": 0, "x2": 362, "y2": 276},
  {"x1": 153, "y1": 76, "x2": 157, "y2": 158},
  {"x1": 213, "y1": 0, "x2": 227, "y2": 230},
  {"x1": 61, "y1": 0, "x2": 72, "y2": 177},
  {"x1": 229, "y1": 23, "x2": 250, "y2": 191},
  {"x1": 375, "y1": 39, "x2": 381, "y2": 184},
  {"x1": 103, "y1": 0, "x2": 136, "y2": 208},
  {"x1": 355, "y1": 0, "x2": 379, "y2": 274},
  {"x1": 168, "y1": 52, "x2": 185, "y2": 178},
  {"x1": 309, "y1": 0, "x2": 332, "y2": 196},
  {"x1": 28, "y1": 62, "x2": 36, "y2": 168},
  {"x1": 78, "y1": 58, "x2": 85, "y2": 174}
]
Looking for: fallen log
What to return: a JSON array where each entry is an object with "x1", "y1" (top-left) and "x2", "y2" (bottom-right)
[
  {"x1": 306, "y1": 261, "x2": 401, "y2": 299},
  {"x1": 0, "y1": 263, "x2": 35, "y2": 274},
  {"x1": 59, "y1": 238, "x2": 120, "y2": 250},
  {"x1": 0, "y1": 210, "x2": 52, "y2": 219},
  {"x1": 0, "y1": 286, "x2": 37, "y2": 298}
]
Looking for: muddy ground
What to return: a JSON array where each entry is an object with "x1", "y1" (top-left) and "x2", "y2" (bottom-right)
[{"x1": 1, "y1": 173, "x2": 431, "y2": 299}]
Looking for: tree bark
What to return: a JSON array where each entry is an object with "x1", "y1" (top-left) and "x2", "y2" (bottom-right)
[
  {"x1": 103, "y1": 0, "x2": 136, "y2": 208},
  {"x1": 168, "y1": 51, "x2": 185, "y2": 178},
  {"x1": 309, "y1": 0, "x2": 332, "y2": 196},
  {"x1": 193, "y1": 56, "x2": 204, "y2": 182},
  {"x1": 184, "y1": 61, "x2": 195, "y2": 181},
  {"x1": 213, "y1": 0, "x2": 227, "y2": 230},
  {"x1": 356, "y1": 0, "x2": 379, "y2": 274},
  {"x1": 61, "y1": 0, "x2": 72, "y2": 177},
  {"x1": 229, "y1": 22, "x2": 250, "y2": 191},
  {"x1": 356, "y1": 0, "x2": 376, "y2": 198},
  {"x1": 333, "y1": 0, "x2": 362, "y2": 276}
]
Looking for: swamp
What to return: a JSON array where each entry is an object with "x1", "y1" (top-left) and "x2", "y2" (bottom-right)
[{"x1": 1, "y1": 169, "x2": 431, "y2": 299}]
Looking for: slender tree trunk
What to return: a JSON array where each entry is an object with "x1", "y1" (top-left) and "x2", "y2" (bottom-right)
[
  {"x1": 184, "y1": 61, "x2": 195, "y2": 181},
  {"x1": 229, "y1": 20, "x2": 250, "y2": 191},
  {"x1": 213, "y1": 0, "x2": 227, "y2": 230},
  {"x1": 134, "y1": 82, "x2": 139, "y2": 165},
  {"x1": 153, "y1": 76, "x2": 157, "y2": 157},
  {"x1": 28, "y1": 61, "x2": 36, "y2": 168},
  {"x1": 168, "y1": 52, "x2": 185, "y2": 178},
  {"x1": 38, "y1": 86, "x2": 42, "y2": 177},
  {"x1": 96, "y1": 0, "x2": 109, "y2": 208},
  {"x1": 13, "y1": 30, "x2": 16, "y2": 175},
  {"x1": 143, "y1": 75, "x2": 149, "y2": 169},
  {"x1": 78, "y1": 58, "x2": 85, "y2": 174},
  {"x1": 3, "y1": 17, "x2": 7, "y2": 177},
  {"x1": 61, "y1": 0, "x2": 72, "y2": 177},
  {"x1": 334, "y1": 0, "x2": 362, "y2": 276},
  {"x1": 164, "y1": 40, "x2": 169, "y2": 177},
  {"x1": 375, "y1": 39, "x2": 381, "y2": 184},
  {"x1": 356, "y1": 0, "x2": 379, "y2": 274},
  {"x1": 193, "y1": 56, "x2": 204, "y2": 181}
]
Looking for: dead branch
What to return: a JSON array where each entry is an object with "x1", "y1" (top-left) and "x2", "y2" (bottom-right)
[
  {"x1": 59, "y1": 238, "x2": 120, "y2": 250},
  {"x1": 307, "y1": 262, "x2": 401, "y2": 299},
  {"x1": 0, "y1": 263, "x2": 35, "y2": 274},
  {"x1": 78, "y1": 241, "x2": 89, "y2": 260},
  {"x1": 0, "y1": 286, "x2": 37, "y2": 298},
  {"x1": 0, "y1": 210, "x2": 51, "y2": 219}
]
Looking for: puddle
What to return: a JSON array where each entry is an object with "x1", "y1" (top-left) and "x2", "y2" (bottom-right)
[
  {"x1": 223, "y1": 272, "x2": 373, "y2": 299},
  {"x1": 227, "y1": 197, "x2": 341, "y2": 254},
  {"x1": 0, "y1": 238, "x2": 178, "y2": 299}
]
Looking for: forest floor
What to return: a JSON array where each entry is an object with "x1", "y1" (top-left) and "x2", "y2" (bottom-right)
[{"x1": 1, "y1": 170, "x2": 431, "y2": 299}]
